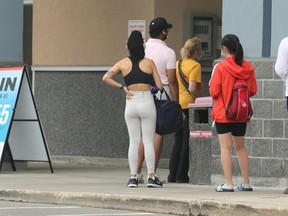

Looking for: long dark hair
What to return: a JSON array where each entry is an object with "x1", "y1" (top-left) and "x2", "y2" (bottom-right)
[
  {"x1": 127, "y1": 30, "x2": 145, "y2": 61},
  {"x1": 221, "y1": 34, "x2": 244, "y2": 66}
]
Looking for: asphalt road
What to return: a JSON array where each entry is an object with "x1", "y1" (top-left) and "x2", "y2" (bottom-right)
[{"x1": 0, "y1": 200, "x2": 177, "y2": 216}]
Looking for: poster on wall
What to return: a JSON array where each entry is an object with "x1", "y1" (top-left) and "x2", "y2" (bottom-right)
[
  {"x1": 128, "y1": 20, "x2": 146, "y2": 40},
  {"x1": 0, "y1": 66, "x2": 53, "y2": 173}
]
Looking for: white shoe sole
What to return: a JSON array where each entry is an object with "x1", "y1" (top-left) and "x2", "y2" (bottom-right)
[
  {"x1": 128, "y1": 184, "x2": 138, "y2": 188},
  {"x1": 147, "y1": 184, "x2": 162, "y2": 188}
]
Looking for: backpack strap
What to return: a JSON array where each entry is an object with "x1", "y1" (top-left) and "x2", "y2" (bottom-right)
[
  {"x1": 177, "y1": 59, "x2": 191, "y2": 95},
  {"x1": 220, "y1": 76, "x2": 237, "y2": 114}
]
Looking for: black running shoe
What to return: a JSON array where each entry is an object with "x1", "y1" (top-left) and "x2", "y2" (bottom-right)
[
  {"x1": 127, "y1": 177, "x2": 138, "y2": 188},
  {"x1": 147, "y1": 176, "x2": 163, "y2": 188}
]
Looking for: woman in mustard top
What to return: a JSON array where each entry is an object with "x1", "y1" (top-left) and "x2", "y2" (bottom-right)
[{"x1": 167, "y1": 37, "x2": 203, "y2": 183}]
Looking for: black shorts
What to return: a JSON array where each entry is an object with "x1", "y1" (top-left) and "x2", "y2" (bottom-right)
[{"x1": 215, "y1": 122, "x2": 247, "y2": 136}]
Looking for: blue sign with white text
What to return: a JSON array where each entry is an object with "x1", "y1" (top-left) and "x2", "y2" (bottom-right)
[{"x1": 0, "y1": 67, "x2": 23, "y2": 156}]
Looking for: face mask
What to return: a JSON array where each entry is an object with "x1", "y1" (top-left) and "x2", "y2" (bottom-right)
[{"x1": 196, "y1": 54, "x2": 202, "y2": 61}]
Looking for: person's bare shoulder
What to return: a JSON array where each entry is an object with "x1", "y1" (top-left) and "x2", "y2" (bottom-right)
[
  {"x1": 144, "y1": 58, "x2": 155, "y2": 66},
  {"x1": 117, "y1": 57, "x2": 132, "y2": 74},
  {"x1": 118, "y1": 57, "x2": 130, "y2": 64}
]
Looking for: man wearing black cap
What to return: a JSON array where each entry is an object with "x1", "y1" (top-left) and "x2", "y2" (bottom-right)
[{"x1": 137, "y1": 17, "x2": 178, "y2": 183}]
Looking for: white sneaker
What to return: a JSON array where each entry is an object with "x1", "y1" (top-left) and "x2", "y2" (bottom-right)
[
  {"x1": 137, "y1": 173, "x2": 144, "y2": 184},
  {"x1": 215, "y1": 183, "x2": 234, "y2": 192},
  {"x1": 155, "y1": 173, "x2": 166, "y2": 184}
]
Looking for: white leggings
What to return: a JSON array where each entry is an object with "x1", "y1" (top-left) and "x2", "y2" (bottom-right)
[{"x1": 124, "y1": 91, "x2": 156, "y2": 175}]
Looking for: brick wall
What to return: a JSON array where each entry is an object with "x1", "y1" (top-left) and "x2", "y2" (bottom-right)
[{"x1": 190, "y1": 58, "x2": 288, "y2": 188}]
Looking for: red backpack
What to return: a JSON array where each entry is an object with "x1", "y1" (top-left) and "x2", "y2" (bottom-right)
[{"x1": 222, "y1": 79, "x2": 253, "y2": 121}]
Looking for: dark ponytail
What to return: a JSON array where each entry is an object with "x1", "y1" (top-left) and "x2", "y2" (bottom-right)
[
  {"x1": 127, "y1": 30, "x2": 145, "y2": 61},
  {"x1": 221, "y1": 34, "x2": 244, "y2": 66}
]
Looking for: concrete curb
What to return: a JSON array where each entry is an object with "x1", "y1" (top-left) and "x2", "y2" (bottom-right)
[{"x1": 1, "y1": 189, "x2": 288, "y2": 216}]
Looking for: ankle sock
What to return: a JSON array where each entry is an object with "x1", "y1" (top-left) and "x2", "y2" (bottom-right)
[
  {"x1": 222, "y1": 183, "x2": 233, "y2": 189},
  {"x1": 242, "y1": 183, "x2": 251, "y2": 188}
]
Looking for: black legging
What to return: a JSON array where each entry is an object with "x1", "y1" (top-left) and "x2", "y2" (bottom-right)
[{"x1": 168, "y1": 109, "x2": 190, "y2": 182}]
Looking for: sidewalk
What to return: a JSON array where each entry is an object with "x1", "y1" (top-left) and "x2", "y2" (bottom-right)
[{"x1": 0, "y1": 162, "x2": 287, "y2": 216}]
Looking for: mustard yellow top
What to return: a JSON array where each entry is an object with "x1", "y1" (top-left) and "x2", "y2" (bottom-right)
[{"x1": 176, "y1": 58, "x2": 203, "y2": 109}]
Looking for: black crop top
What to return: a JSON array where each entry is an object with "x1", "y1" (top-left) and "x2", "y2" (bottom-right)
[{"x1": 123, "y1": 58, "x2": 152, "y2": 86}]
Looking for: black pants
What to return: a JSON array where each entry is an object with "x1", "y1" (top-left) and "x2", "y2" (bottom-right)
[{"x1": 168, "y1": 109, "x2": 190, "y2": 182}]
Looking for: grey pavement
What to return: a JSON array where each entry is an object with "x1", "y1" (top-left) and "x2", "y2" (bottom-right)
[{"x1": 0, "y1": 162, "x2": 287, "y2": 216}]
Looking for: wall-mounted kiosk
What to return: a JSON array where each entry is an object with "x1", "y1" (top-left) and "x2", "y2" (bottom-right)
[
  {"x1": 184, "y1": 12, "x2": 218, "y2": 61},
  {"x1": 0, "y1": 66, "x2": 53, "y2": 173}
]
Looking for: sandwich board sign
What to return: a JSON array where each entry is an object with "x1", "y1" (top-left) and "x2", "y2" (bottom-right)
[{"x1": 0, "y1": 66, "x2": 53, "y2": 173}]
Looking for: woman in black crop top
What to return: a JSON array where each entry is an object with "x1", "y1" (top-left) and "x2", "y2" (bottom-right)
[{"x1": 103, "y1": 30, "x2": 163, "y2": 188}]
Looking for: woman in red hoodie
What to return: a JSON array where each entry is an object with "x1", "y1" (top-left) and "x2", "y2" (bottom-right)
[{"x1": 209, "y1": 34, "x2": 257, "y2": 192}]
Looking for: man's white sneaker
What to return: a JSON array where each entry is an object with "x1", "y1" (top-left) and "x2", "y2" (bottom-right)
[
  {"x1": 137, "y1": 173, "x2": 144, "y2": 184},
  {"x1": 155, "y1": 173, "x2": 166, "y2": 184}
]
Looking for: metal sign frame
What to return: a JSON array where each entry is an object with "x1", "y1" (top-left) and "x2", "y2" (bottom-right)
[{"x1": 0, "y1": 66, "x2": 53, "y2": 173}]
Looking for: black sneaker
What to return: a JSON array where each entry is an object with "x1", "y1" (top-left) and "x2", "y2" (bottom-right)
[
  {"x1": 147, "y1": 176, "x2": 163, "y2": 188},
  {"x1": 127, "y1": 177, "x2": 138, "y2": 188}
]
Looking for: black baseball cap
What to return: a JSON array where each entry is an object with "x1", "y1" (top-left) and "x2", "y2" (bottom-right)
[{"x1": 149, "y1": 17, "x2": 173, "y2": 33}]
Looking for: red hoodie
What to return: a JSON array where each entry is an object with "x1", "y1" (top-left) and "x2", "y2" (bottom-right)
[{"x1": 209, "y1": 56, "x2": 257, "y2": 123}]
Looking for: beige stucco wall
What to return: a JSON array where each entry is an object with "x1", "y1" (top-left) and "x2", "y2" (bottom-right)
[{"x1": 32, "y1": 0, "x2": 222, "y2": 66}]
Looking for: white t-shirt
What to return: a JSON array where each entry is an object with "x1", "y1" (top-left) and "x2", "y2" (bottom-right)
[
  {"x1": 145, "y1": 38, "x2": 176, "y2": 85},
  {"x1": 275, "y1": 37, "x2": 288, "y2": 96}
]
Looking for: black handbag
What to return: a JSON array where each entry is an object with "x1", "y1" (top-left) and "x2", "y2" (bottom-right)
[{"x1": 154, "y1": 89, "x2": 183, "y2": 135}]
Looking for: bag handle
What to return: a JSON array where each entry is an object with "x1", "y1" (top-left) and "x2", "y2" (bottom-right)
[{"x1": 160, "y1": 88, "x2": 172, "y2": 101}]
